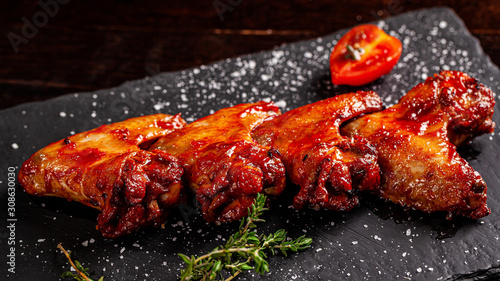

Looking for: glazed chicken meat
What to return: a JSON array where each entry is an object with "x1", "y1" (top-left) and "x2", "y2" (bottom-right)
[
  {"x1": 150, "y1": 101, "x2": 286, "y2": 223},
  {"x1": 18, "y1": 70, "x2": 495, "y2": 238},
  {"x1": 252, "y1": 91, "x2": 382, "y2": 211},
  {"x1": 342, "y1": 71, "x2": 495, "y2": 219},
  {"x1": 18, "y1": 114, "x2": 186, "y2": 238}
]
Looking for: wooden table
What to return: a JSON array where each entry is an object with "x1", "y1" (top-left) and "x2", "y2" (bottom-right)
[{"x1": 1, "y1": 0, "x2": 499, "y2": 110}]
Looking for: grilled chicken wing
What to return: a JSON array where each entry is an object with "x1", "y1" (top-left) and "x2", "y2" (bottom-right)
[
  {"x1": 150, "y1": 102, "x2": 286, "y2": 223},
  {"x1": 342, "y1": 71, "x2": 495, "y2": 219},
  {"x1": 252, "y1": 91, "x2": 383, "y2": 211},
  {"x1": 18, "y1": 114, "x2": 187, "y2": 238}
]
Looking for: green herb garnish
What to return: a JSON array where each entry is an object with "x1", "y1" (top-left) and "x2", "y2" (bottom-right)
[
  {"x1": 178, "y1": 194, "x2": 312, "y2": 281},
  {"x1": 58, "y1": 243, "x2": 104, "y2": 281}
]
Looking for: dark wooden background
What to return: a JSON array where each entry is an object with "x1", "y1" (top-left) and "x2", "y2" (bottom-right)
[{"x1": 1, "y1": 0, "x2": 499, "y2": 110}]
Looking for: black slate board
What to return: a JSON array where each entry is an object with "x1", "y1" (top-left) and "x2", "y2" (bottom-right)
[{"x1": 1, "y1": 7, "x2": 500, "y2": 281}]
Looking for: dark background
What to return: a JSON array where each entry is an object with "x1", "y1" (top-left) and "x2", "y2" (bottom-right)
[{"x1": 0, "y1": 0, "x2": 499, "y2": 110}]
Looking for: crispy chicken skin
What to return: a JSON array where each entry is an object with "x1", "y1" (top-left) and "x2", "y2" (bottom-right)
[
  {"x1": 252, "y1": 91, "x2": 383, "y2": 211},
  {"x1": 150, "y1": 102, "x2": 286, "y2": 222},
  {"x1": 18, "y1": 114, "x2": 187, "y2": 238},
  {"x1": 342, "y1": 71, "x2": 495, "y2": 219}
]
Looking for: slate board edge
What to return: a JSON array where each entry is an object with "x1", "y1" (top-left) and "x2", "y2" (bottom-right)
[{"x1": 2, "y1": 6, "x2": 499, "y2": 117}]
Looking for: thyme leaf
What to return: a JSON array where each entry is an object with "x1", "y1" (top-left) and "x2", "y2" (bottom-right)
[
  {"x1": 58, "y1": 243, "x2": 104, "y2": 281},
  {"x1": 178, "y1": 194, "x2": 313, "y2": 281}
]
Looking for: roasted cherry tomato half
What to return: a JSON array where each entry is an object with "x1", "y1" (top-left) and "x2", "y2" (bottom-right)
[{"x1": 329, "y1": 24, "x2": 402, "y2": 86}]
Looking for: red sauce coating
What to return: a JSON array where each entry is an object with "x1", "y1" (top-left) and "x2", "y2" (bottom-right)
[
  {"x1": 18, "y1": 114, "x2": 187, "y2": 238},
  {"x1": 342, "y1": 71, "x2": 495, "y2": 219}
]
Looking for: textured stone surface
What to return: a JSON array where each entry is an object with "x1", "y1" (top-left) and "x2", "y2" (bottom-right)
[{"x1": 1, "y1": 7, "x2": 499, "y2": 281}]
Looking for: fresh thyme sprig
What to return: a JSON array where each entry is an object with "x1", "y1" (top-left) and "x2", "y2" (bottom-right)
[
  {"x1": 178, "y1": 194, "x2": 313, "y2": 281},
  {"x1": 58, "y1": 243, "x2": 104, "y2": 281}
]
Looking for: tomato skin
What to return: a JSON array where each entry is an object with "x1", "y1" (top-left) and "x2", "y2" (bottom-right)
[{"x1": 329, "y1": 24, "x2": 402, "y2": 86}]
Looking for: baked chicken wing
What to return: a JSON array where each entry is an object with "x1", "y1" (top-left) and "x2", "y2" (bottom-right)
[
  {"x1": 342, "y1": 71, "x2": 495, "y2": 219},
  {"x1": 252, "y1": 91, "x2": 383, "y2": 211},
  {"x1": 150, "y1": 102, "x2": 286, "y2": 222},
  {"x1": 18, "y1": 114, "x2": 187, "y2": 238}
]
